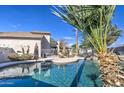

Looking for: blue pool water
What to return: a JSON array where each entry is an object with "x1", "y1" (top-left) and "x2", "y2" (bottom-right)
[{"x1": 0, "y1": 60, "x2": 103, "y2": 87}]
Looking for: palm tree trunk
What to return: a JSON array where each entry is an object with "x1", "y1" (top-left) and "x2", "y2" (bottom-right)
[
  {"x1": 75, "y1": 29, "x2": 79, "y2": 56},
  {"x1": 98, "y1": 52, "x2": 124, "y2": 86}
]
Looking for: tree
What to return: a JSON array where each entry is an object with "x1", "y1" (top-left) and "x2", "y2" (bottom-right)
[
  {"x1": 34, "y1": 43, "x2": 39, "y2": 60},
  {"x1": 107, "y1": 25, "x2": 122, "y2": 46},
  {"x1": 71, "y1": 28, "x2": 79, "y2": 56},
  {"x1": 71, "y1": 44, "x2": 76, "y2": 55},
  {"x1": 80, "y1": 37, "x2": 93, "y2": 56},
  {"x1": 75, "y1": 29, "x2": 79, "y2": 56},
  {"x1": 80, "y1": 25, "x2": 122, "y2": 57},
  {"x1": 52, "y1": 5, "x2": 124, "y2": 86},
  {"x1": 58, "y1": 39, "x2": 69, "y2": 57}
]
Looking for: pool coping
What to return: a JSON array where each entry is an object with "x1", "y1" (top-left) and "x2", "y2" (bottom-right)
[
  {"x1": 0, "y1": 57, "x2": 84, "y2": 68},
  {"x1": 0, "y1": 58, "x2": 53, "y2": 68}
]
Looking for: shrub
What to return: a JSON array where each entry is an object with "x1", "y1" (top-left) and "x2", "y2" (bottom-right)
[
  {"x1": 8, "y1": 53, "x2": 20, "y2": 61},
  {"x1": 8, "y1": 53, "x2": 33, "y2": 61},
  {"x1": 20, "y1": 54, "x2": 33, "y2": 60}
]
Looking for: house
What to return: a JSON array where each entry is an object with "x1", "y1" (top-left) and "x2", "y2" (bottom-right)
[
  {"x1": 113, "y1": 45, "x2": 124, "y2": 55},
  {"x1": 0, "y1": 32, "x2": 51, "y2": 58}
]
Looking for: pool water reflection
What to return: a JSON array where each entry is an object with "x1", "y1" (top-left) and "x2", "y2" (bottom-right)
[{"x1": 0, "y1": 60, "x2": 103, "y2": 87}]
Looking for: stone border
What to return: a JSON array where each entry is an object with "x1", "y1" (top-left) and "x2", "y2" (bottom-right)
[{"x1": 0, "y1": 57, "x2": 84, "y2": 68}]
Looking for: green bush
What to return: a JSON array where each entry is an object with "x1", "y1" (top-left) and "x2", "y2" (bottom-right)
[{"x1": 8, "y1": 53, "x2": 33, "y2": 61}]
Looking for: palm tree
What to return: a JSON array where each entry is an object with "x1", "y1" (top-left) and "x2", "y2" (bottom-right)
[
  {"x1": 52, "y1": 5, "x2": 124, "y2": 86},
  {"x1": 75, "y1": 29, "x2": 79, "y2": 56},
  {"x1": 107, "y1": 25, "x2": 122, "y2": 46},
  {"x1": 80, "y1": 25, "x2": 122, "y2": 58}
]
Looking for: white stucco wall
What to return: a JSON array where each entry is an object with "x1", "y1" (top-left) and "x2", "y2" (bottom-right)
[{"x1": 0, "y1": 39, "x2": 41, "y2": 57}]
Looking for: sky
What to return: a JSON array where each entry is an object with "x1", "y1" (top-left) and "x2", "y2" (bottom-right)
[
  {"x1": 0, "y1": 5, "x2": 123, "y2": 47},
  {"x1": 111, "y1": 5, "x2": 124, "y2": 47}
]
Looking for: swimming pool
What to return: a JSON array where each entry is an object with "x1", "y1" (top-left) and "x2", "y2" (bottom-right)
[{"x1": 0, "y1": 60, "x2": 103, "y2": 87}]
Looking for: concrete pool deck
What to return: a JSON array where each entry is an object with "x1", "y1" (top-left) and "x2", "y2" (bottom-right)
[
  {"x1": 0, "y1": 56, "x2": 84, "y2": 68},
  {"x1": 52, "y1": 56, "x2": 84, "y2": 64}
]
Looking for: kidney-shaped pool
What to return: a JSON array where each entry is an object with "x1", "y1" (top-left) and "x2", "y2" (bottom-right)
[{"x1": 0, "y1": 60, "x2": 103, "y2": 87}]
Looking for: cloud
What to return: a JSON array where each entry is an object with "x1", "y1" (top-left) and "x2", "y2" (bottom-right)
[
  {"x1": 64, "y1": 37, "x2": 74, "y2": 40},
  {"x1": 10, "y1": 24, "x2": 21, "y2": 29}
]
